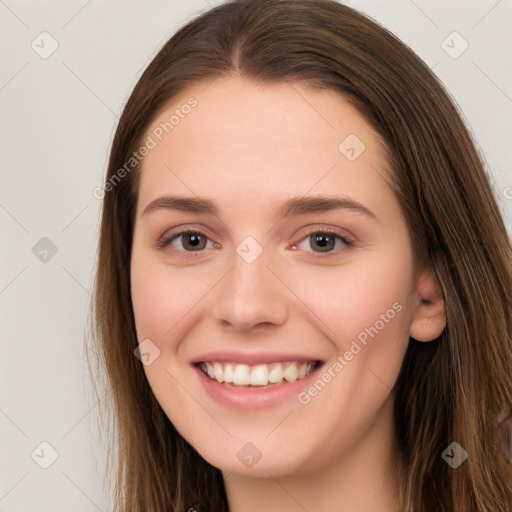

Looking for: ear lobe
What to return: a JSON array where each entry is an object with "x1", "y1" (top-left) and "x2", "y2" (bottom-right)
[{"x1": 409, "y1": 271, "x2": 447, "y2": 342}]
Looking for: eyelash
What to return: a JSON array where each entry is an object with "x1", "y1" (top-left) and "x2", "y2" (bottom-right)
[{"x1": 156, "y1": 227, "x2": 353, "y2": 259}]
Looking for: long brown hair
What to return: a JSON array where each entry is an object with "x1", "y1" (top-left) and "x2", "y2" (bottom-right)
[{"x1": 86, "y1": 1, "x2": 512, "y2": 510}]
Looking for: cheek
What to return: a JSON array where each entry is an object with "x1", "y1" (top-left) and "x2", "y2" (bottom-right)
[
  {"x1": 283, "y1": 251, "x2": 412, "y2": 454},
  {"x1": 130, "y1": 254, "x2": 212, "y2": 343},
  {"x1": 129, "y1": 255, "x2": 208, "y2": 408},
  {"x1": 130, "y1": 268, "x2": 169, "y2": 342},
  {"x1": 284, "y1": 246, "x2": 414, "y2": 415},
  {"x1": 286, "y1": 250, "x2": 413, "y2": 347},
  {"x1": 132, "y1": 286, "x2": 172, "y2": 339}
]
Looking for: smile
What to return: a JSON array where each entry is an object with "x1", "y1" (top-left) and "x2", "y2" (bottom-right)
[{"x1": 198, "y1": 361, "x2": 320, "y2": 387}]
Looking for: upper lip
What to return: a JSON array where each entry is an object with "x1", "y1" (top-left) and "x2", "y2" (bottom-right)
[{"x1": 190, "y1": 351, "x2": 324, "y2": 366}]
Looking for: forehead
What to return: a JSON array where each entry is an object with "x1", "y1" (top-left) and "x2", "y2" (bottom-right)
[{"x1": 136, "y1": 75, "x2": 391, "y2": 217}]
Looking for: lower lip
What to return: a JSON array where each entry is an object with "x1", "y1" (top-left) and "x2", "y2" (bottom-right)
[{"x1": 193, "y1": 363, "x2": 323, "y2": 410}]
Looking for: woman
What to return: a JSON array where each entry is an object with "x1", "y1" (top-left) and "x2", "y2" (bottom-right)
[{"x1": 87, "y1": 1, "x2": 512, "y2": 510}]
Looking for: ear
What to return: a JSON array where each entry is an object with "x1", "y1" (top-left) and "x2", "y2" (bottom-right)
[{"x1": 409, "y1": 270, "x2": 446, "y2": 342}]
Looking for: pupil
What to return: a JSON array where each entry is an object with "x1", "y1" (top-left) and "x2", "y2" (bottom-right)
[
  {"x1": 185, "y1": 233, "x2": 204, "y2": 250},
  {"x1": 313, "y1": 233, "x2": 333, "y2": 252}
]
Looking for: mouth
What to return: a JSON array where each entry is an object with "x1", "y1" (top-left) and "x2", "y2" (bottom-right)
[{"x1": 195, "y1": 360, "x2": 323, "y2": 389}]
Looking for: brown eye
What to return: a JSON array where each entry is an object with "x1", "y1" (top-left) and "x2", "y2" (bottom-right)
[
  {"x1": 293, "y1": 229, "x2": 352, "y2": 256},
  {"x1": 180, "y1": 232, "x2": 207, "y2": 251},
  {"x1": 156, "y1": 230, "x2": 214, "y2": 253},
  {"x1": 309, "y1": 232, "x2": 336, "y2": 252}
]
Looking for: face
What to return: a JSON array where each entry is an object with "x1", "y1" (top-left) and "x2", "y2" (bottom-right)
[{"x1": 130, "y1": 75, "x2": 418, "y2": 478}]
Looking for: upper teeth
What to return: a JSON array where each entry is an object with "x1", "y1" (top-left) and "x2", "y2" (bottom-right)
[{"x1": 199, "y1": 361, "x2": 316, "y2": 386}]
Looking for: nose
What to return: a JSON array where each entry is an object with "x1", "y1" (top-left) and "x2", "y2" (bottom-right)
[{"x1": 211, "y1": 248, "x2": 289, "y2": 332}]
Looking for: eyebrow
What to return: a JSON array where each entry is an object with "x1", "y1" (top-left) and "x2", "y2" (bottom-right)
[{"x1": 140, "y1": 195, "x2": 378, "y2": 221}]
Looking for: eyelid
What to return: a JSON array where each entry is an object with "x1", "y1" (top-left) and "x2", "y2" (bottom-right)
[
  {"x1": 290, "y1": 226, "x2": 353, "y2": 258},
  {"x1": 156, "y1": 226, "x2": 218, "y2": 252},
  {"x1": 156, "y1": 224, "x2": 354, "y2": 257},
  {"x1": 292, "y1": 224, "x2": 354, "y2": 245}
]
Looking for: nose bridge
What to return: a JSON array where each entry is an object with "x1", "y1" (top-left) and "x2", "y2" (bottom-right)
[{"x1": 211, "y1": 238, "x2": 288, "y2": 330}]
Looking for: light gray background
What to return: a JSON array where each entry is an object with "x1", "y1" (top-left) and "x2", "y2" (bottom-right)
[{"x1": 1, "y1": 1, "x2": 511, "y2": 510}]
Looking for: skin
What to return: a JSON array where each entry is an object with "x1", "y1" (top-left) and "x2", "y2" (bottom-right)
[{"x1": 130, "y1": 75, "x2": 446, "y2": 511}]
